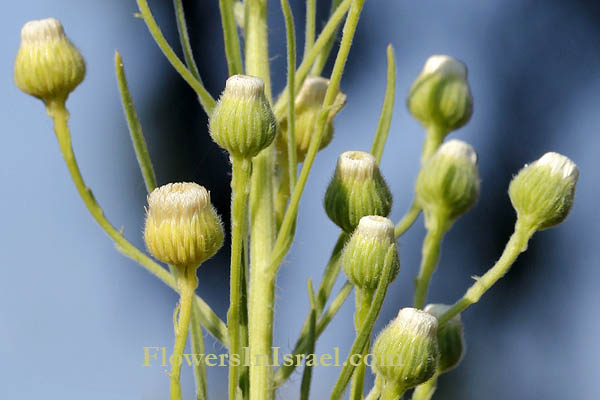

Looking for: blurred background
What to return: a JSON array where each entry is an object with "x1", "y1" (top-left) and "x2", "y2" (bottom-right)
[{"x1": 1, "y1": 0, "x2": 599, "y2": 398}]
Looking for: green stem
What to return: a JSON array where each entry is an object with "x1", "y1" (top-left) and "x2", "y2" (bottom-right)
[
  {"x1": 380, "y1": 382, "x2": 405, "y2": 400},
  {"x1": 304, "y1": 0, "x2": 317, "y2": 59},
  {"x1": 350, "y1": 289, "x2": 374, "y2": 400},
  {"x1": 189, "y1": 304, "x2": 208, "y2": 400},
  {"x1": 227, "y1": 156, "x2": 252, "y2": 400},
  {"x1": 330, "y1": 246, "x2": 395, "y2": 400},
  {"x1": 136, "y1": 0, "x2": 216, "y2": 115},
  {"x1": 281, "y1": 0, "x2": 297, "y2": 189},
  {"x1": 411, "y1": 376, "x2": 437, "y2": 400},
  {"x1": 219, "y1": 0, "x2": 244, "y2": 75},
  {"x1": 300, "y1": 285, "x2": 317, "y2": 400},
  {"x1": 365, "y1": 376, "x2": 383, "y2": 400},
  {"x1": 438, "y1": 218, "x2": 537, "y2": 327},
  {"x1": 311, "y1": 0, "x2": 344, "y2": 76},
  {"x1": 245, "y1": 0, "x2": 272, "y2": 99},
  {"x1": 115, "y1": 51, "x2": 157, "y2": 193},
  {"x1": 413, "y1": 216, "x2": 450, "y2": 309},
  {"x1": 269, "y1": 0, "x2": 366, "y2": 275},
  {"x1": 421, "y1": 125, "x2": 447, "y2": 163},
  {"x1": 46, "y1": 101, "x2": 228, "y2": 346},
  {"x1": 394, "y1": 202, "x2": 421, "y2": 238},
  {"x1": 370, "y1": 45, "x2": 396, "y2": 165},
  {"x1": 273, "y1": 233, "x2": 348, "y2": 386},
  {"x1": 273, "y1": 0, "x2": 352, "y2": 118},
  {"x1": 173, "y1": 0, "x2": 202, "y2": 81},
  {"x1": 170, "y1": 265, "x2": 198, "y2": 400}
]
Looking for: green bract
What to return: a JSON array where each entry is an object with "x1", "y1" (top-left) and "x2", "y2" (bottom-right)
[
  {"x1": 372, "y1": 308, "x2": 439, "y2": 395},
  {"x1": 324, "y1": 151, "x2": 393, "y2": 232},
  {"x1": 509, "y1": 152, "x2": 579, "y2": 230},
  {"x1": 209, "y1": 74, "x2": 277, "y2": 159},
  {"x1": 416, "y1": 139, "x2": 480, "y2": 228},
  {"x1": 342, "y1": 216, "x2": 400, "y2": 291},
  {"x1": 408, "y1": 55, "x2": 472, "y2": 135},
  {"x1": 424, "y1": 303, "x2": 465, "y2": 374}
]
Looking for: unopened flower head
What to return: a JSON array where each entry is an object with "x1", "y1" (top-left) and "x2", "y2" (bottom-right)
[
  {"x1": 408, "y1": 55, "x2": 473, "y2": 134},
  {"x1": 209, "y1": 74, "x2": 277, "y2": 159},
  {"x1": 342, "y1": 216, "x2": 400, "y2": 290},
  {"x1": 144, "y1": 183, "x2": 224, "y2": 267},
  {"x1": 277, "y1": 76, "x2": 346, "y2": 162},
  {"x1": 324, "y1": 151, "x2": 393, "y2": 232},
  {"x1": 416, "y1": 140, "x2": 480, "y2": 227},
  {"x1": 372, "y1": 308, "x2": 439, "y2": 393},
  {"x1": 14, "y1": 18, "x2": 86, "y2": 105},
  {"x1": 424, "y1": 304, "x2": 465, "y2": 374},
  {"x1": 509, "y1": 152, "x2": 579, "y2": 230}
]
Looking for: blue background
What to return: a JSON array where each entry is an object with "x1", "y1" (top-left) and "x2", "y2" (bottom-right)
[{"x1": 1, "y1": 1, "x2": 599, "y2": 398}]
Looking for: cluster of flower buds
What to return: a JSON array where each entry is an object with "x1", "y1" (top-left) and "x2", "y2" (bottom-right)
[
  {"x1": 509, "y1": 152, "x2": 579, "y2": 230},
  {"x1": 408, "y1": 55, "x2": 473, "y2": 136},
  {"x1": 209, "y1": 74, "x2": 277, "y2": 159},
  {"x1": 372, "y1": 308, "x2": 440, "y2": 396},
  {"x1": 14, "y1": 18, "x2": 86, "y2": 107},
  {"x1": 277, "y1": 76, "x2": 346, "y2": 162},
  {"x1": 144, "y1": 182, "x2": 224, "y2": 268},
  {"x1": 324, "y1": 151, "x2": 393, "y2": 232},
  {"x1": 415, "y1": 139, "x2": 480, "y2": 229},
  {"x1": 342, "y1": 216, "x2": 400, "y2": 291}
]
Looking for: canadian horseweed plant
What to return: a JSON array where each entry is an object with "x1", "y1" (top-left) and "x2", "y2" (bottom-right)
[{"x1": 14, "y1": 1, "x2": 579, "y2": 399}]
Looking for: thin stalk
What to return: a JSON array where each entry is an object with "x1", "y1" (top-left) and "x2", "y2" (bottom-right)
[
  {"x1": 269, "y1": 0, "x2": 367, "y2": 275},
  {"x1": 136, "y1": 0, "x2": 216, "y2": 115},
  {"x1": 370, "y1": 45, "x2": 397, "y2": 164},
  {"x1": 350, "y1": 289, "x2": 374, "y2": 400},
  {"x1": 227, "y1": 157, "x2": 252, "y2": 400},
  {"x1": 281, "y1": 0, "x2": 298, "y2": 189},
  {"x1": 170, "y1": 265, "x2": 198, "y2": 400},
  {"x1": 173, "y1": 0, "x2": 202, "y2": 80},
  {"x1": 245, "y1": 0, "x2": 272, "y2": 99},
  {"x1": 365, "y1": 376, "x2": 383, "y2": 400},
  {"x1": 115, "y1": 51, "x2": 156, "y2": 193},
  {"x1": 438, "y1": 218, "x2": 537, "y2": 326},
  {"x1": 273, "y1": 0, "x2": 353, "y2": 118},
  {"x1": 380, "y1": 382, "x2": 405, "y2": 400},
  {"x1": 46, "y1": 100, "x2": 227, "y2": 345},
  {"x1": 413, "y1": 217, "x2": 450, "y2": 309},
  {"x1": 273, "y1": 233, "x2": 349, "y2": 386},
  {"x1": 411, "y1": 375, "x2": 437, "y2": 400},
  {"x1": 421, "y1": 125, "x2": 447, "y2": 163},
  {"x1": 219, "y1": 0, "x2": 244, "y2": 75},
  {"x1": 300, "y1": 280, "x2": 317, "y2": 400},
  {"x1": 394, "y1": 202, "x2": 421, "y2": 238},
  {"x1": 311, "y1": 0, "x2": 344, "y2": 75},
  {"x1": 329, "y1": 246, "x2": 396, "y2": 400},
  {"x1": 189, "y1": 304, "x2": 208, "y2": 400},
  {"x1": 304, "y1": 0, "x2": 317, "y2": 59}
]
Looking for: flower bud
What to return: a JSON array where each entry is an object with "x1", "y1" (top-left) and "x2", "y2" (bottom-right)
[
  {"x1": 14, "y1": 18, "x2": 86, "y2": 105},
  {"x1": 209, "y1": 75, "x2": 277, "y2": 159},
  {"x1": 277, "y1": 76, "x2": 346, "y2": 162},
  {"x1": 372, "y1": 308, "x2": 439, "y2": 393},
  {"x1": 424, "y1": 304, "x2": 465, "y2": 374},
  {"x1": 509, "y1": 152, "x2": 578, "y2": 230},
  {"x1": 416, "y1": 140, "x2": 479, "y2": 227},
  {"x1": 324, "y1": 151, "x2": 393, "y2": 232},
  {"x1": 407, "y1": 55, "x2": 472, "y2": 134},
  {"x1": 342, "y1": 216, "x2": 400, "y2": 290},
  {"x1": 144, "y1": 183, "x2": 224, "y2": 267}
]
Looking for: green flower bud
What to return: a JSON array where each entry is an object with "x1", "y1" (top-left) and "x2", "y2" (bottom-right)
[
  {"x1": 424, "y1": 304, "x2": 465, "y2": 374},
  {"x1": 509, "y1": 152, "x2": 579, "y2": 230},
  {"x1": 408, "y1": 55, "x2": 473, "y2": 134},
  {"x1": 372, "y1": 308, "x2": 439, "y2": 394},
  {"x1": 324, "y1": 151, "x2": 393, "y2": 232},
  {"x1": 144, "y1": 182, "x2": 224, "y2": 267},
  {"x1": 277, "y1": 76, "x2": 346, "y2": 162},
  {"x1": 416, "y1": 139, "x2": 479, "y2": 227},
  {"x1": 209, "y1": 75, "x2": 277, "y2": 158},
  {"x1": 14, "y1": 18, "x2": 86, "y2": 105},
  {"x1": 342, "y1": 216, "x2": 400, "y2": 290}
]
